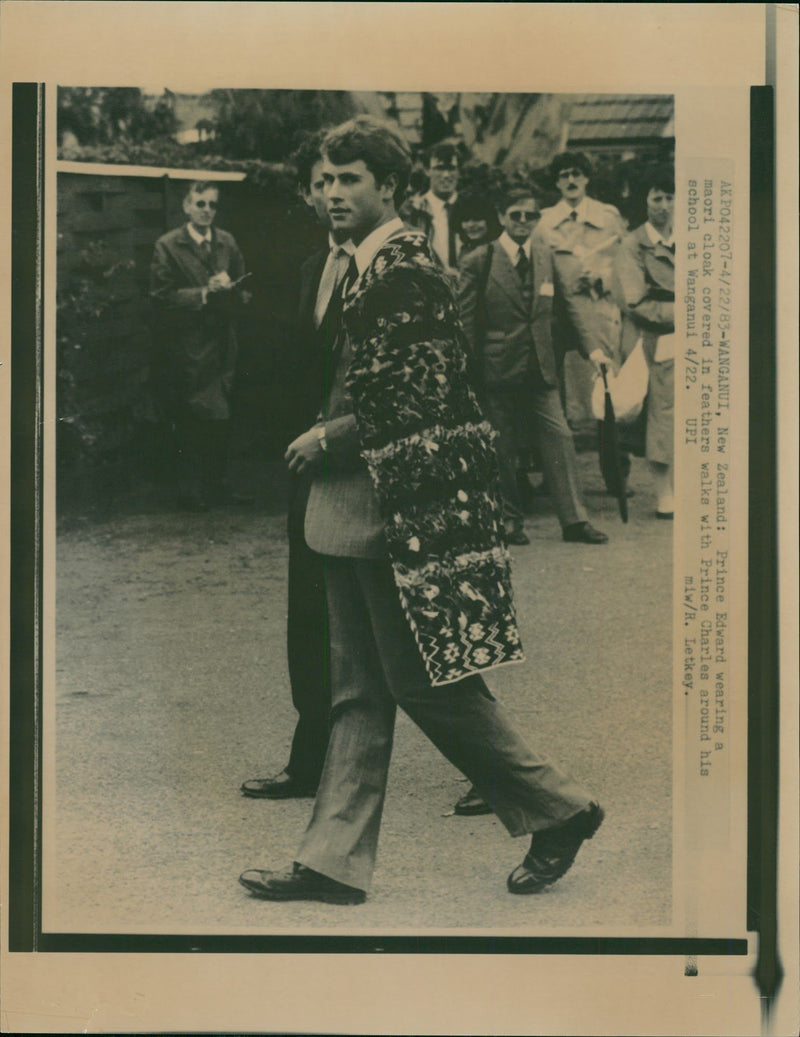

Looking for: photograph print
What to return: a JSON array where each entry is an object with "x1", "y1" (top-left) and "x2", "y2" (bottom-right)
[{"x1": 46, "y1": 86, "x2": 676, "y2": 936}]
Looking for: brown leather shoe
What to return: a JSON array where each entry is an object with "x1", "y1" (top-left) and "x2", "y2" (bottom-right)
[
  {"x1": 240, "y1": 771, "x2": 317, "y2": 799},
  {"x1": 239, "y1": 863, "x2": 366, "y2": 904},
  {"x1": 505, "y1": 527, "x2": 531, "y2": 546},
  {"x1": 454, "y1": 786, "x2": 493, "y2": 816},
  {"x1": 508, "y1": 802, "x2": 604, "y2": 894}
]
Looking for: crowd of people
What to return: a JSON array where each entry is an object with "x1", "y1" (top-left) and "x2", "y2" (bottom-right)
[{"x1": 147, "y1": 115, "x2": 675, "y2": 906}]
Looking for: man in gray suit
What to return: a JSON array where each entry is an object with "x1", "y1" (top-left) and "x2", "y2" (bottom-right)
[
  {"x1": 238, "y1": 118, "x2": 603, "y2": 905},
  {"x1": 458, "y1": 188, "x2": 607, "y2": 547}
]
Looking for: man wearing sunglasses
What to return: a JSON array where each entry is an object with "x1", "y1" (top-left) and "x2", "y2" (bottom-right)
[
  {"x1": 537, "y1": 152, "x2": 626, "y2": 439},
  {"x1": 150, "y1": 181, "x2": 247, "y2": 511},
  {"x1": 459, "y1": 187, "x2": 607, "y2": 551}
]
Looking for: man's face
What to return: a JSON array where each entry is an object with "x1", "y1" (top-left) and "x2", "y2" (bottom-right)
[
  {"x1": 427, "y1": 158, "x2": 459, "y2": 200},
  {"x1": 646, "y1": 188, "x2": 674, "y2": 234},
  {"x1": 555, "y1": 165, "x2": 589, "y2": 206},
  {"x1": 183, "y1": 188, "x2": 219, "y2": 232},
  {"x1": 303, "y1": 159, "x2": 329, "y2": 224},
  {"x1": 321, "y1": 158, "x2": 394, "y2": 244},
  {"x1": 499, "y1": 198, "x2": 541, "y2": 245}
]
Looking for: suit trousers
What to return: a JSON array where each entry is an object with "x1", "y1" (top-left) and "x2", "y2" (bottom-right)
[
  {"x1": 483, "y1": 373, "x2": 588, "y2": 530},
  {"x1": 285, "y1": 473, "x2": 332, "y2": 786},
  {"x1": 295, "y1": 555, "x2": 593, "y2": 892}
]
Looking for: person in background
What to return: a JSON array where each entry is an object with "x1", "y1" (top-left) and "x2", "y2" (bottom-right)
[
  {"x1": 611, "y1": 164, "x2": 675, "y2": 518},
  {"x1": 149, "y1": 181, "x2": 248, "y2": 511},
  {"x1": 458, "y1": 187, "x2": 609, "y2": 547},
  {"x1": 455, "y1": 185, "x2": 608, "y2": 818},
  {"x1": 450, "y1": 190, "x2": 500, "y2": 256},
  {"x1": 401, "y1": 140, "x2": 461, "y2": 277},
  {"x1": 240, "y1": 133, "x2": 355, "y2": 801},
  {"x1": 536, "y1": 152, "x2": 626, "y2": 485},
  {"x1": 239, "y1": 116, "x2": 603, "y2": 906}
]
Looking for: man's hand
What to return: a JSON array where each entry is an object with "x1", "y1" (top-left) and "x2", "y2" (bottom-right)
[
  {"x1": 588, "y1": 348, "x2": 614, "y2": 374},
  {"x1": 285, "y1": 428, "x2": 325, "y2": 475},
  {"x1": 207, "y1": 270, "x2": 232, "y2": 293}
]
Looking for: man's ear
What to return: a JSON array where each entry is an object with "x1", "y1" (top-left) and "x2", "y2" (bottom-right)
[
  {"x1": 298, "y1": 185, "x2": 313, "y2": 209},
  {"x1": 182, "y1": 196, "x2": 191, "y2": 214},
  {"x1": 381, "y1": 172, "x2": 399, "y2": 200}
]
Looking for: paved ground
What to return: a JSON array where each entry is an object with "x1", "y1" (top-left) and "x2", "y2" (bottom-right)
[{"x1": 48, "y1": 453, "x2": 672, "y2": 934}]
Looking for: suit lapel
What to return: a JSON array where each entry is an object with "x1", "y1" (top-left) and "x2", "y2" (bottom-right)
[
  {"x1": 299, "y1": 249, "x2": 328, "y2": 328},
  {"x1": 490, "y1": 244, "x2": 527, "y2": 315}
]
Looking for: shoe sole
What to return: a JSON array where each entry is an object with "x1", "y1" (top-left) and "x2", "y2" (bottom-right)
[
  {"x1": 508, "y1": 804, "x2": 605, "y2": 895},
  {"x1": 238, "y1": 876, "x2": 365, "y2": 905},
  {"x1": 454, "y1": 804, "x2": 494, "y2": 816}
]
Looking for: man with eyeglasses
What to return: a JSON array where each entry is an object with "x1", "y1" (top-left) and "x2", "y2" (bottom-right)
[
  {"x1": 537, "y1": 152, "x2": 626, "y2": 444},
  {"x1": 150, "y1": 181, "x2": 247, "y2": 511},
  {"x1": 459, "y1": 187, "x2": 608, "y2": 550}
]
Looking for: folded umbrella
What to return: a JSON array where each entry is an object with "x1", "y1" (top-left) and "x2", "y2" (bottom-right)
[{"x1": 598, "y1": 363, "x2": 629, "y2": 523}]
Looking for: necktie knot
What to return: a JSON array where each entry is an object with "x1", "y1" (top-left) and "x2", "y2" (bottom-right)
[{"x1": 569, "y1": 210, "x2": 578, "y2": 222}]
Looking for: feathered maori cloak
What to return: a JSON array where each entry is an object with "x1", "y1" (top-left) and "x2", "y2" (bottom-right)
[{"x1": 343, "y1": 228, "x2": 525, "y2": 686}]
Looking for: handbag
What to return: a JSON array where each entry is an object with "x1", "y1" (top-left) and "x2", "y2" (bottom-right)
[{"x1": 591, "y1": 339, "x2": 649, "y2": 424}]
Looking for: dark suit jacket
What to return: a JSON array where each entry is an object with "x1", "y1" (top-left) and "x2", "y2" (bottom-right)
[
  {"x1": 287, "y1": 248, "x2": 329, "y2": 437},
  {"x1": 458, "y1": 238, "x2": 557, "y2": 389},
  {"x1": 149, "y1": 224, "x2": 245, "y2": 420}
]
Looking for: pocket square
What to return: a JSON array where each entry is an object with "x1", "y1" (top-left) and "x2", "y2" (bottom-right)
[{"x1": 539, "y1": 282, "x2": 555, "y2": 297}]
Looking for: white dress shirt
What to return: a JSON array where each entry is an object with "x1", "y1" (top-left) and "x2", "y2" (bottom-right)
[
  {"x1": 498, "y1": 231, "x2": 531, "y2": 266},
  {"x1": 186, "y1": 222, "x2": 212, "y2": 246},
  {"x1": 423, "y1": 189, "x2": 458, "y2": 267},
  {"x1": 644, "y1": 222, "x2": 675, "y2": 248}
]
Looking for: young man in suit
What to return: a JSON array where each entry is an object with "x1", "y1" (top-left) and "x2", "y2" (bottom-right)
[
  {"x1": 458, "y1": 188, "x2": 608, "y2": 547},
  {"x1": 239, "y1": 117, "x2": 603, "y2": 905},
  {"x1": 150, "y1": 181, "x2": 247, "y2": 511},
  {"x1": 401, "y1": 140, "x2": 461, "y2": 277},
  {"x1": 240, "y1": 134, "x2": 355, "y2": 801}
]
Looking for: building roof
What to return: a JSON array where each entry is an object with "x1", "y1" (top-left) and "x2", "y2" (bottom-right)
[{"x1": 564, "y1": 94, "x2": 674, "y2": 143}]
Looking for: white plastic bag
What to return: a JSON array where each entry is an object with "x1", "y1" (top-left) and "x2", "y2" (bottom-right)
[{"x1": 591, "y1": 340, "x2": 649, "y2": 424}]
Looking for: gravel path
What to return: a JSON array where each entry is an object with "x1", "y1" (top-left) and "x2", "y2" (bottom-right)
[{"x1": 48, "y1": 454, "x2": 672, "y2": 935}]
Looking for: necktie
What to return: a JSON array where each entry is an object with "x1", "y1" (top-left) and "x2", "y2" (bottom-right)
[
  {"x1": 569, "y1": 210, "x2": 578, "y2": 222},
  {"x1": 516, "y1": 246, "x2": 529, "y2": 283},
  {"x1": 339, "y1": 254, "x2": 359, "y2": 300},
  {"x1": 314, "y1": 246, "x2": 352, "y2": 328},
  {"x1": 320, "y1": 255, "x2": 359, "y2": 407}
]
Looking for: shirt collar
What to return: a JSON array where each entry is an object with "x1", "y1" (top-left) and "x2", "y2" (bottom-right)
[
  {"x1": 498, "y1": 231, "x2": 530, "y2": 263},
  {"x1": 186, "y1": 222, "x2": 212, "y2": 246},
  {"x1": 328, "y1": 233, "x2": 355, "y2": 255},
  {"x1": 555, "y1": 196, "x2": 612, "y2": 230},
  {"x1": 352, "y1": 216, "x2": 404, "y2": 275},
  {"x1": 644, "y1": 222, "x2": 675, "y2": 248},
  {"x1": 424, "y1": 189, "x2": 458, "y2": 212}
]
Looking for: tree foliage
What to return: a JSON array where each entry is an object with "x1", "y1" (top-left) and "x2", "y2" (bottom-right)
[
  {"x1": 205, "y1": 89, "x2": 357, "y2": 160},
  {"x1": 58, "y1": 87, "x2": 178, "y2": 147}
]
